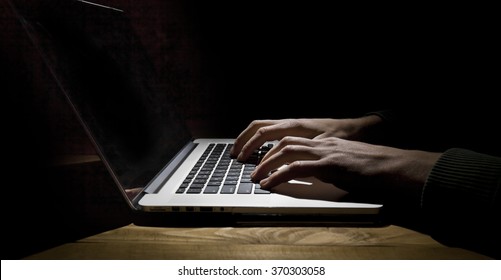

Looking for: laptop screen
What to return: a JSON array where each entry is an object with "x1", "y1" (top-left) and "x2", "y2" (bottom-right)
[{"x1": 18, "y1": 1, "x2": 192, "y2": 200}]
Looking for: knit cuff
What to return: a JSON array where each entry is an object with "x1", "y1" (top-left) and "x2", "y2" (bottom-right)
[{"x1": 422, "y1": 148, "x2": 501, "y2": 212}]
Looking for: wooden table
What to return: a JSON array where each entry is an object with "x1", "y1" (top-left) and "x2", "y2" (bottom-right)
[{"x1": 25, "y1": 223, "x2": 489, "y2": 259}]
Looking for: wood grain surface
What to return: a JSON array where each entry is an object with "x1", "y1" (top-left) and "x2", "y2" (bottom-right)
[{"x1": 26, "y1": 224, "x2": 490, "y2": 260}]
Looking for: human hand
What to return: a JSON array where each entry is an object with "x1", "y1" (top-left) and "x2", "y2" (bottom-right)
[
  {"x1": 230, "y1": 115, "x2": 382, "y2": 162},
  {"x1": 252, "y1": 136, "x2": 441, "y2": 204}
]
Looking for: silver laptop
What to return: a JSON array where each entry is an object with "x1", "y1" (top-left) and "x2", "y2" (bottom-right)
[{"x1": 19, "y1": 0, "x2": 382, "y2": 225}]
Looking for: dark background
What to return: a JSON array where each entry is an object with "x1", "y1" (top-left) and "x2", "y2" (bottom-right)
[{"x1": 1, "y1": 0, "x2": 498, "y2": 259}]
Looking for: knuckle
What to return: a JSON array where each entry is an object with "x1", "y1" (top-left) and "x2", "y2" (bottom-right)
[
  {"x1": 288, "y1": 160, "x2": 303, "y2": 170},
  {"x1": 322, "y1": 137, "x2": 339, "y2": 147},
  {"x1": 281, "y1": 136, "x2": 295, "y2": 144},
  {"x1": 255, "y1": 126, "x2": 269, "y2": 137},
  {"x1": 281, "y1": 145, "x2": 298, "y2": 154},
  {"x1": 249, "y1": 120, "x2": 264, "y2": 128},
  {"x1": 285, "y1": 119, "x2": 300, "y2": 128}
]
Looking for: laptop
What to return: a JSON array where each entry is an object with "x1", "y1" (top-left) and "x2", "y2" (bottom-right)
[{"x1": 17, "y1": 0, "x2": 383, "y2": 226}]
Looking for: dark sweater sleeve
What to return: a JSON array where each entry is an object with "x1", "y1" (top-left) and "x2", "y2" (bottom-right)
[{"x1": 421, "y1": 148, "x2": 501, "y2": 258}]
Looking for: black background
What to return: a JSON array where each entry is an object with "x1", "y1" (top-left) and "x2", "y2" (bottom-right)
[{"x1": 1, "y1": 0, "x2": 498, "y2": 259}]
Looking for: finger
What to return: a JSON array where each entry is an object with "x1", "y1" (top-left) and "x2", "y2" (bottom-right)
[
  {"x1": 234, "y1": 119, "x2": 320, "y2": 161},
  {"x1": 236, "y1": 121, "x2": 299, "y2": 161},
  {"x1": 258, "y1": 136, "x2": 315, "y2": 164},
  {"x1": 230, "y1": 120, "x2": 277, "y2": 158},
  {"x1": 259, "y1": 160, "x2": 319, "y2": 190},
  {"x1": 252, "y1": 138, "x2": 319, "y2": 181}
]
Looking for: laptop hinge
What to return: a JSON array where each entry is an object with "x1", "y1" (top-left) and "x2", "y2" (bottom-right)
[{"x1": 143, "y1": 141, "x2": 197, "y2": 194}]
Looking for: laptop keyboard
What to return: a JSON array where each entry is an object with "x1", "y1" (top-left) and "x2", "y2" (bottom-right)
[{"x1": 176, "y1": 143, "x2": 271, "y2": 195}]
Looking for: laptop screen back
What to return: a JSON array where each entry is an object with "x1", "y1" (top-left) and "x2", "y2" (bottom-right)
[{"x1": 18, "y1": 0, "x2": 192, "y2": 202}]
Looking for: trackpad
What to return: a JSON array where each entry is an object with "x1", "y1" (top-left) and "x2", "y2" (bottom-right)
[{"x1": 269, "y1": 177, "x2": 348, "y2": 202}]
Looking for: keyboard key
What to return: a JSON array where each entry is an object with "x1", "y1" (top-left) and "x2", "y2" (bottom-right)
[
  {"x1": 254, "y1": 184, "x2": 270, "y2": 194},
  {"x1": 254, "y1": 188, "x2": 270, "y2": 194},
  {"x1": 237, "y1": 183, "x2": 253, "y2": 194},
  {"x1": 203, "y1": 186, "x2": 220, "y2": 194},
  {"x1": 220, "y1": 185, "x2": 236, "y2": 194},
  {"x1": 223, "y1": 180, "x2": 238, "y2": 185},
  {"x1": 189, "y1": 183, "x2": 204, "y2": 189},
  {"x1": 187, "y1": 188, "x2": 202, "y2": 194}
]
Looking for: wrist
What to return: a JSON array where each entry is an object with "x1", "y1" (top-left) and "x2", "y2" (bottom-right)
[{"x1": 379, "y1": 149, "x2": 441, "y2": 224}]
